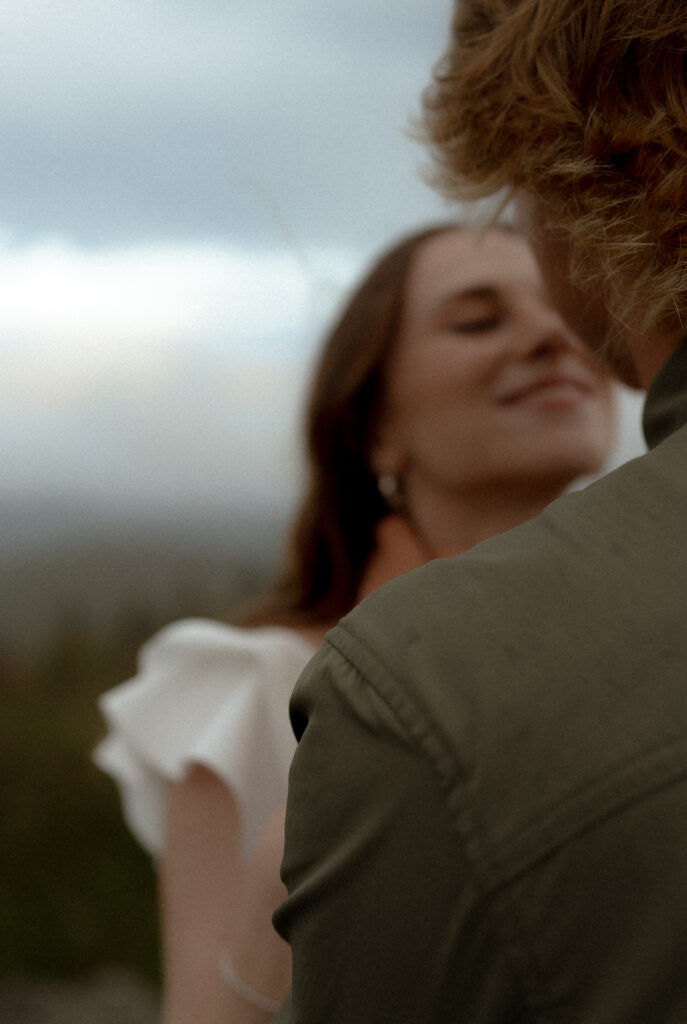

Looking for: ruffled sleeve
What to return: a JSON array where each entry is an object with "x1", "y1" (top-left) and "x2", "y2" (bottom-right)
[{"x1": 94, "y1": 619, "x2": 316, "y2": 862}]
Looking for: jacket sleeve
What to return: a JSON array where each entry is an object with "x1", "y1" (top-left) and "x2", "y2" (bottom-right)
[{"x1": 272, "y1": 633, "x2": 485, "y2": 1024}]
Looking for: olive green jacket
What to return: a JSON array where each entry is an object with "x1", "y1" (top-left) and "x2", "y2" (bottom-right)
[{"x1": 274, "y1": 343, "x2": 687, "y2": 1023}]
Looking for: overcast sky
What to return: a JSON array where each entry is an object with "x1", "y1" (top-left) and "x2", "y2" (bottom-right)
[
  {"x1": 2, "y1": 0, "x2": 645, "y2": 532},
  {"x1": 1, "y1": 0, "x2": 454, "y2": 248}
]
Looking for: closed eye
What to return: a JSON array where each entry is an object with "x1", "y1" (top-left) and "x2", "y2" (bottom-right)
[{"x1": 449, "y1": 316, "x2": 501, "y2": 334}]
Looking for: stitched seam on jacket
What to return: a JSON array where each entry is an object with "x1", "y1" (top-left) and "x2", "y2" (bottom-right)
[
  {"x1": 484, "y1": 743, "x2": 687, "y2": 884},
  {"x1": 327, "y1": 626, "x2": 687, "y2": 889},
  {"x1": 322, "y1": 629, "x2": 546, "y2": 1017},
  {"x1": 321, "y1": 627, "x2": 687, "y2": 1016}
]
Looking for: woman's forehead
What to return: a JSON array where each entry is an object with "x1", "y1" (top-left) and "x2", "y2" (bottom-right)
[{"x1": 405, "y1": 229, "x2": 541, "y2": 315}]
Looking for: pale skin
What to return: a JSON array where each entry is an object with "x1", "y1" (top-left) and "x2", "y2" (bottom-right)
[
  {"x1": 160, "y1": 229, "x2": 616, "y2": 1023},
  {"x1": 161, "y1": 775, "x2": 292, "y2": 1024},
  {"x1": 161, "y1": 765, "x2": 244, "y2": 1024}
]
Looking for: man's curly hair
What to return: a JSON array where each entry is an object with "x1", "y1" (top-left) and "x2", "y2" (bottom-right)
[{"x1": 422, "y1": 0, "x2": 687, "y2": 337}]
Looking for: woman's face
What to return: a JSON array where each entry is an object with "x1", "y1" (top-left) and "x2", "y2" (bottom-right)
[{"x1": 373, "y1": 228, "x2": 615, "y2": 499}]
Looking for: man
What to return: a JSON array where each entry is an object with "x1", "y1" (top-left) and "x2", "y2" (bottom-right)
[{"x1": 273, "y1": 2, "x2": 687, "y2": 1020}]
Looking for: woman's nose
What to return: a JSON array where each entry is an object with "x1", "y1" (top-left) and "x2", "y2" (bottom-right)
[{"x1": 523, "y1": 305, "x2": 582, "y2": 359}]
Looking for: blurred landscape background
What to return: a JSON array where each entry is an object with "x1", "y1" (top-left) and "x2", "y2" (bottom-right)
[
  {"x1": 1, "y1": 497, "x2": 283, "y2": 1021},
  {"x1": 1, "y1": 1, "x2": 646, "y2": 1019}
]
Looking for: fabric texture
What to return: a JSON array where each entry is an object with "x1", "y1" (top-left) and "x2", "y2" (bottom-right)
[
  {"x1": 274, "y1": 341, "x2": 687, "y2": 1023},
  {"x1": 95, "y1": 620, "x2": 316, "y2": 860}
]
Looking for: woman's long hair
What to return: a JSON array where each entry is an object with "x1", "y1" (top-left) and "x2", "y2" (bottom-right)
[{"x1": 242, "y1": 222, "x2": 460, "y2": 628}]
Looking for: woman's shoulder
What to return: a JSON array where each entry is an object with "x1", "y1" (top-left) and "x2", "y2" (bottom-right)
[
  {"x1": 98, "y1": 617, "x2": 318, "y2": 746},
  {"x1": 98, "y1": 618, "x2": 317, "y2": 734},
  {"x1": 94, "y1": 618, "x2": 318, "y2": 858}
]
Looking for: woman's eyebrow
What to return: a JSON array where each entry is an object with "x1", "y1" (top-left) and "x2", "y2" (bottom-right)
[{"x1": 434, "y1": 285, "x2": 500, "y2": 315}]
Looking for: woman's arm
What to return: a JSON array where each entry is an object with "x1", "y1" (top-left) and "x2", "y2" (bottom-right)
[
  {"x1": 160, "y1": 764, "x2": 289, "y2": 1024},
  {"x1": 229, "y1": 806, "x2": 291, "y2": 1008}
]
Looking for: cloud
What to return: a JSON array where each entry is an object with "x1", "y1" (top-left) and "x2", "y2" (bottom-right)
[
  {"x1": 0, "y1": 233, "x2": 361, "y2": 511},
  {"x1": 0, "y1": 236, "x2": 357, "y2": 407},
  {"x1": 0, "y1": 0, "x2": 453, "y2": 247}
]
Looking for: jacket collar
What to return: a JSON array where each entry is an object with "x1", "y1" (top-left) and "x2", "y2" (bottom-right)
[{"x1": 642, "y1": 339, "x2": 687, "y2": 450}]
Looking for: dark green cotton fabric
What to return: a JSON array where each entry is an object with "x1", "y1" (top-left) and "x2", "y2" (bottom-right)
[{"x1": 274, "y1": 342, "x2": 687, "y2": 1023}]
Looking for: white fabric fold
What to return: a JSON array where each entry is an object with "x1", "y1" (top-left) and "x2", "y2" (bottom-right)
[{"x1": 94, "y1": 619, "x2": 316, "y2": 861}]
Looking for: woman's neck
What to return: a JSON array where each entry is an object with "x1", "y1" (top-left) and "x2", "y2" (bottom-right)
[
  {"x1": 292, "y1": 477, "x2": 569, "y2": 638},
  {"x1": 403, "y1": 477, "x2": 567, "y2": 558}
]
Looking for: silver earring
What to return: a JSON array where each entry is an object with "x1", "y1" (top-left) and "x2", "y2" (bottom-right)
[{"x1": 377, "y1": 472, "x2": 402, "y2": 508}]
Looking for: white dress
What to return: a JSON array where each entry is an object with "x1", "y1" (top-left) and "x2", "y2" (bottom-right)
[{"x1": 94, "y1": 618, "x2": 317, "y2": 862}]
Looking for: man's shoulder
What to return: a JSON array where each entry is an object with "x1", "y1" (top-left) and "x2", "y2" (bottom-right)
[
  {"x1": 326, "y1": 444, "x2": 687, "y2": 882},
  {"x1": 338, "y1": 458, "x2": 634, "y2": 697},
  {"x1": 341, "y1": 434, "x2": 685, "y2": 675}
]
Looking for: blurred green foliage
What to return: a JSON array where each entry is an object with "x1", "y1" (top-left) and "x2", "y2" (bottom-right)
[
  {"x1": 1, "y1": 616, "x2": 161, "y2": 983},
  {"x1": 0, "y1": 540, "x2": 274, "y2": 988}
]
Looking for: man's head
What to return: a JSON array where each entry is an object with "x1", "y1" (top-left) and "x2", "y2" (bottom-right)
[{"x1": 422, "y1": 0, "x2": 687, "y2": 382}]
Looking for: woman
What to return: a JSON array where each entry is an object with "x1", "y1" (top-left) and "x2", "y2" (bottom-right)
[{"x1": 96, "y1": 222, "x2": 615, "y2": 1023}]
